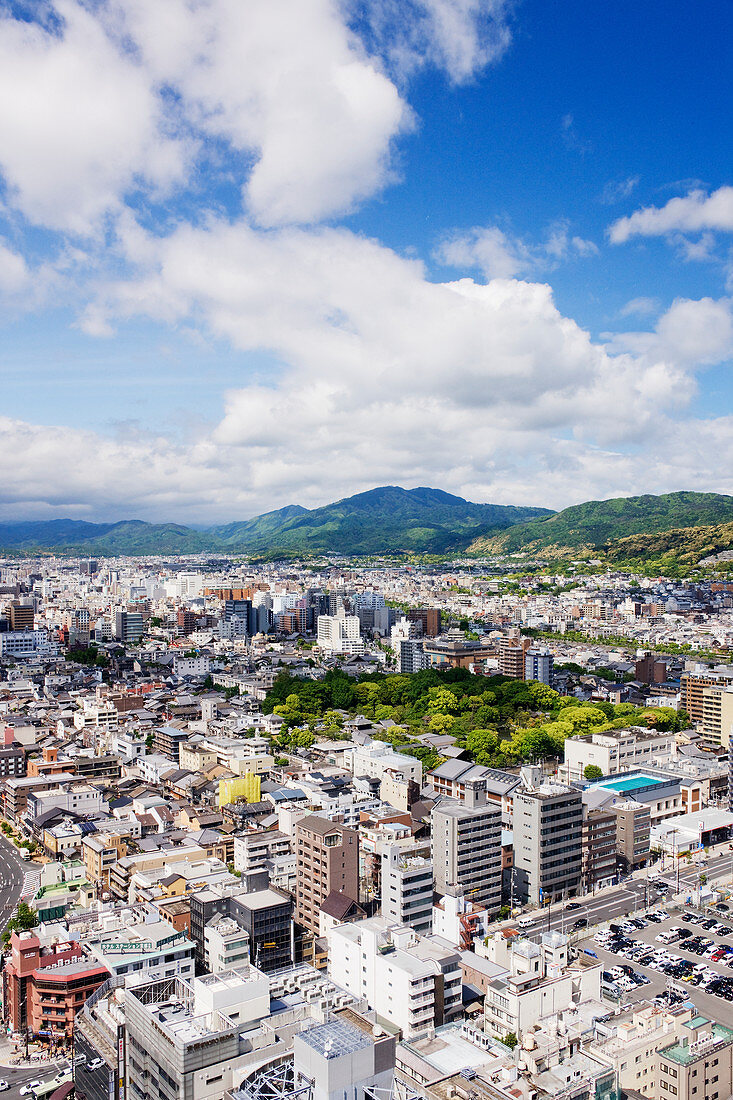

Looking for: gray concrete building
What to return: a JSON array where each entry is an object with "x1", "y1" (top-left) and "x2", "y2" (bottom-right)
[
  {"x1": 430, "y1": 779, "x2": 502, "y2": 914},
  {"x1": 513, "y1": 777, "x2": 583, "y2": 905}
]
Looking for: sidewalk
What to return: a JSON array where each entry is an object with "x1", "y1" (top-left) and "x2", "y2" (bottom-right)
[{"x1": 0, "y1": 1034, "x2": 70, "y2": 1071}]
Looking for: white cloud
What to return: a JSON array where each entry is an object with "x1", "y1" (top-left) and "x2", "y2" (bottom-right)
[
  {"x1": 115, "y1": 0, "x2": 411, "y2": 226},
  {"x1": 436, "y1": 220, "x2": 596, "y2": 279},
  {"x1": 609, "y1": 186, "x2": 733, "y2": 244},
  {"x1": 619, "y1": 296, "x2": 660, "y2": 318},
  {"x1": 0, "y1": 1, "x2": 189, "y2": 234},
  {"x1": 20, "y1": 213, "x2": 706, "y2": 519},
  {"x1": 607, "y1": 296, "x2": 733, "y2": 368},
  {"x1": 2, "y1": 0, "x2": 505, "y2": 234},
  {"x1": 345, "y1": 0, "x2": 513, "y2": 84},
  {"x1": 0, "y1": 241, "x2": 30, "y2": 295}
]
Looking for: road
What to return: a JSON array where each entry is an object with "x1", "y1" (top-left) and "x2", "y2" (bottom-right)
[
  {"x1": 0, "y1": 836, "x2": 28, "y2": 933},
  {"x1": 510, "y1": 880, "x2": 666, "y2": 940},
  {"x1": 0, "y1": 1060, "x2": 69, "y2": 1100},
  {"x1": 508, "y1": 846, "x2": 733, "y2": 941}
]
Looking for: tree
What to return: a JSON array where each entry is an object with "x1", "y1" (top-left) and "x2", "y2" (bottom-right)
[
  {"x1": 3, "y1": 901, "x2": 38, "y2": 945},
  {"x1": 584, "y1": 764, "x2": 604, "y2": 780},
  {"x1": 503, "y1": 1032, "x2": 518, "y2": 1050}
]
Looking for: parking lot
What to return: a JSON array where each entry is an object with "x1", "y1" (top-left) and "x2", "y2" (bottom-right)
[{"x1": 579, "y1": 902, "x2": 733, "y2": 1020}]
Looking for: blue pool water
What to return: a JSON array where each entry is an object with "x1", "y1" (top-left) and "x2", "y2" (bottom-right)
[{"x1": 599, "y1": 775, "x2": 665, "y2": 792}]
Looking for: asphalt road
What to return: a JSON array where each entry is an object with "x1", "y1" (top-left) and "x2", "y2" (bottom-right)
[
  {"x1": 0, "y1": 1060, "x2": 69, "y2": 1100},
  {"x1": 507, "y1": 845, "x2": 733, "y2": 941},
  {"x1": 0, "y1": 836, "x2": 28, "y2": 933}
]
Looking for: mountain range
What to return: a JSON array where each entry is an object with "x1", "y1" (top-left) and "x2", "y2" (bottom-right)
[
  {"x1": 3, "y1": 487, "x2": 733, "y2": 566},
  {"x1": 0, "y1": 487, "x2": 550, "y2": 557}
]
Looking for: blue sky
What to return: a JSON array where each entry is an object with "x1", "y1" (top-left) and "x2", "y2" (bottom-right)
[{"x1": 1, "y1": 0, "x2": 732, "y2": 522}]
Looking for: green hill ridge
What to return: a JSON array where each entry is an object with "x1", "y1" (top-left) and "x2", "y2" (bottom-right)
[{"x1": 467, "y1": 491, "x2": 733, "y2": 558}]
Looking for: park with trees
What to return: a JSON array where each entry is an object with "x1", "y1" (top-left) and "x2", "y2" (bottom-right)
[{"x1": 263, "y1": 666, "x2": 689, "y2": 772}]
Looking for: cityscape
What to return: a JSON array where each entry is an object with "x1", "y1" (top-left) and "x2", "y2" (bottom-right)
[{"x1": 2, "y1": 2, "x2": 733, "y2": 1100}]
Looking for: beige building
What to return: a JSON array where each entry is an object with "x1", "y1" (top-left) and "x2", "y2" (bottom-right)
[
  {"x1": 655, "y1": 1018, "x2": 733, "y2": 1100},
  {"x1": 295, "y1": 815, "x2": 359, "y2": 935},
  {"x1": 615, "y1": 799, "x2": 651, "y2": 870}
]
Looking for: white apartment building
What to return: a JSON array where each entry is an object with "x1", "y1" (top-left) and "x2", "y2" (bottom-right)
[
  {"x1": 173, "y1": 654, "x2": 211, "y2": 677},
  {"x1": 233, "y1": 829, "x2": 292, "y2": 873},
  {"x1": 73, "y1": 696, "x2": 119, "y2": 732},
  {"x1": 317, "y1": 613, "x2": 364, "y2": 656},
  {"x1": 0, "y1": 629, "x2": 59, "y2": 659},
  {"x1": 559, "y1": 726, "x2": 676, "y2": 783},
  {"x1": 349, "y1": 738, "x2": 423, "y2": 785},
  {"x1": 204, "y1": 915, "x2": 251, "y2": 972},
  {"x1": 482, "y1": 931, "x2": 602, "y2": 1040},
  {"x1": 380, "y1": 845, "x2": 433, "y2": 935},
  {"x1": 432, "y1": 885, "x2": 491, "y2": 950},
  {"x1": 329, "y1": 917, "x2": 462, "y2": 1040}
]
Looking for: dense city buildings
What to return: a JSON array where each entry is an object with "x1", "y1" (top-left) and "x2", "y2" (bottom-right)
[{"x1": 0, "y1": 553, "x2": 731, "y2": 1100}]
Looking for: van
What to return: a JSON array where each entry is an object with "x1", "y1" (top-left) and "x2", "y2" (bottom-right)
[{"x1": 518, "y1": 916, "x2": 535, "y2": 928}]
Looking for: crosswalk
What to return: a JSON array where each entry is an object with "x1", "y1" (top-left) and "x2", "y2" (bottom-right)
[{"x1": 22, "y1": 868, "x2": 41, "y2": 898}]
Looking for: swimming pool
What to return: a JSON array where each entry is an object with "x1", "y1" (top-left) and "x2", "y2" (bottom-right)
[{"x1": 598, "y1": 775, "x2": 665, "y2": 792}]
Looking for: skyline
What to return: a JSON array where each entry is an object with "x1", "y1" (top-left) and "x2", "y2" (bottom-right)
[{"x1": 1, "y1": 0, "x2": 733, "y2": 523}]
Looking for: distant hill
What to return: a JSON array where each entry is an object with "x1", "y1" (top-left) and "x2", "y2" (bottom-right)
[
  {"x1": 468, "y1": 492, "x2": 733, "y2": 558},
  {"x1": 604, "y1": 521, "x2": 733, "y2": 573},
  {"x1": 0, "y1": 487, "x2": 552, "y2": 557}
]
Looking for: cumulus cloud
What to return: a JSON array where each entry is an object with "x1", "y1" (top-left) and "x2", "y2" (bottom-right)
[
  {"x1": 15, "y1": 213, "x2": 700, "y2": 519},
  {"x1": 0, "y1": 0, "x2": 511, "y2": 234},
  {"x1": 436, "y1": 220, "x2": 597, "y2": 279},
  {"x1": 346, "y1": 0, "x2": 513, "y2": 84},
  {"x1": 0, "y1": 1, "x2": 189, "y2": 234},
  {"x1": 609, "y1": 185, "x2": 733, "y2": 244},
  {"x1": 607, "y1": 296, "x2": 733, "y2": 368}
]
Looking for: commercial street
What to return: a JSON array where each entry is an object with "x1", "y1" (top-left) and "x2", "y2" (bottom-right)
[
  {"x1": 0, "y1": 836, "x2": 29, "y2": 933},
  {"x1": 0, "y1": 1060, "x2": 69, "y2": 1100}
]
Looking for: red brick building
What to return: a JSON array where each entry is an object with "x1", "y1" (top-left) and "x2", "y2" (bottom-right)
[{"x1": 3, "y1": 931, "x2": 109, "y2": 1039}]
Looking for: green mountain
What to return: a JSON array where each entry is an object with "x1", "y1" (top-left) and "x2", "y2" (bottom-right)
[
  {"x1": 604, "y1": 521, "x2": 733, "y2": 573},
  {"x1": 220, "y1": 486, "x2": 551, "y2": 555},
  {"x1": 0, "y1": 488, "x2": 551, "y2": 557},
  {"x1": 468, "y1": 491, "x2": 733, "y2": 557}
]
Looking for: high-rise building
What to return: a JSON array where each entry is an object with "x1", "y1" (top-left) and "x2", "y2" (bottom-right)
[
  {"x1": 513, "y1": 774, "x2": 583, "y2": 904},
  {"x1": 316, "y1": 613, "x2": 364, "y2": 656},
  {"x1": 498, "y1": 634, "x2": 531, "y2": 679},
  {"x1": 113, "y1": 610, "x2": 144, "y2": 643},
  {"x1": 431, "y1": 779, "x2": 502, "y2": 915},
  {"x1": 7, "y1": 600, "x2": 34, "y2": 631},
  {"x1": 407, "y1": 607, "x2": 442, "y2": 637},
  {"x1": 380, "y1": 844, "x2": 433, "y2": 934},
  {"x1": 525, "y1": 647, "x2": 554, "y2": 686},
  {"x1": 399, "y1": 638, "x2": 427, "y2": 673},
  {"x1": 681, "y1": 668, "x2": 733, "y2": 726},
  {"x1": 295, "y1": 816, "x2": 359, "y2": 934},
  {"x1": 581, "y1": 807, "x2": 617, "y2": 891}
]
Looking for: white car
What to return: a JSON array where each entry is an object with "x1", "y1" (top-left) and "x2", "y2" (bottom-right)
[
  {"x1": 20, "y1": 1083, "x2": 42, "y2": 1097},
  {"x1": 0, "y1": 1081, "x2": 9, "y2": 1092},
  {"x1": 86, "y1": 1059, "x2": 104, "y2": 1071}
]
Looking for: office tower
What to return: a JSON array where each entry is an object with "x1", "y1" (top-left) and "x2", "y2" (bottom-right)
[
  {"x1": 525, "y1": 647, "x2": 554, "y2": 685},
  {"x1": 295, "y1": 816, "x2": 359, "y2": 934},
  {"x1": 407, "y1": 607, "x2": 442, "y2": 637},
  {"x1": 430, "y1": 779, "x2": 502, "y2": 915},
  {"x1": 399, "y1": 638, "x2": 426, "y2": 673},
  {"x1": 513, "y1": 776, "x2": 583, "y2": 904},
  {"x1": 8, "y1": 601, "x2": 34, "y2": 631},
  {"x1": 113, "y1": 610, "x2": 144, "y2": 643}
]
